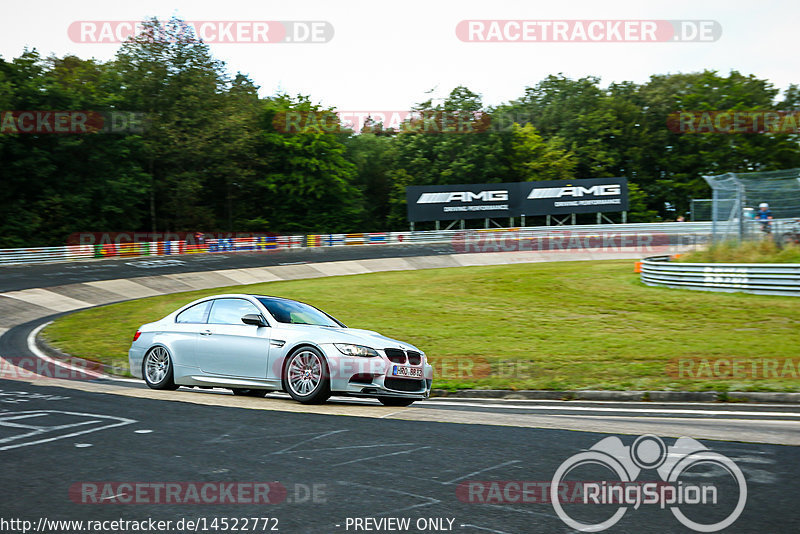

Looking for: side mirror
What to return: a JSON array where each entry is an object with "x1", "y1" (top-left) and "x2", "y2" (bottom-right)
[{"x1": 242, "y1": 314, "x2": 268, "y2": 327}]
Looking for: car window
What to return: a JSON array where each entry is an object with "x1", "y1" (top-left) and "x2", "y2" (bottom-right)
[
  {"x1": 256, "y1": 297, "x2": 343, "y2": 327},
  {"x1": 207, "y1": 298, "x2": 262, "y2": 325},
  {"x1": 175, "y1": 301, "x2": 210, "y2": 324}
]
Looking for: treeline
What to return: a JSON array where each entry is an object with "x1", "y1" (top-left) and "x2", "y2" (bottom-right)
[{"x1": 1, "y1": 18, "x2": 798, "y2": 247}]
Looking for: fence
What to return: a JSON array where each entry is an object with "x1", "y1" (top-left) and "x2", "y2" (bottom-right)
[
  {"x1": 704, "y1": 168, "x2": 800, "y2": 242},
  {"x1": 690, "y1": 198, "x2": 712, "y2": 221},
  {"x1": 0, "y1": 222, "x2": 715, "y2": 266},
  {"x1": 640, "y1": 255, "x2": 800, "y2": 297}
]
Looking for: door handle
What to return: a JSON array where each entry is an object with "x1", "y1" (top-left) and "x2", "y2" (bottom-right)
[{"x1": 200, "y1": 329, "x2": 212, "y2": 336}]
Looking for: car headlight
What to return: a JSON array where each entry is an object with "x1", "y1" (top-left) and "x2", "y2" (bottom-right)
[{"x1": 334, "y1": 344, "x2": 378, "y2": 357}]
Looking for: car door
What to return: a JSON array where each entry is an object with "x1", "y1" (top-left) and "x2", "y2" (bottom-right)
[
  {"x1": 167, "y1": 300, "x2": 212, "y2": 368},
  {"x1": 195, "y1": 298, "x2": 271, "y2": 378}
]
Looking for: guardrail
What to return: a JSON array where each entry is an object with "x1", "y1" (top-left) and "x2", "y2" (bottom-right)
[
  {"x1": 640, "y1": 255, "x2": 800, "y2": 297},
  {"x1": 0, "y1": 222, "x2": 714, "y2": 266}
]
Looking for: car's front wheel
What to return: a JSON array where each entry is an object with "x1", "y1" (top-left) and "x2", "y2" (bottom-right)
[
  {"x1": 231, "y1": 389, "x2": 268, "y2": 398},
  {"x1": 143, "y1": 346, "x2": 180, "y2": 390},
  {"x1": 377, "y1": 396, "x2": 416, "y2": 407},
  {"x1": 283, "y1": 347, "x2": 331, "y2": 404}
]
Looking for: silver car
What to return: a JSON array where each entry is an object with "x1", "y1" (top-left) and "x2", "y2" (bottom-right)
[{"x1": 128, "y1": 294, "x2": 433, "y2": 406}]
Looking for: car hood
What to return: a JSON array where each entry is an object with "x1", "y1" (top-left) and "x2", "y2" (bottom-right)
[{"x1": 274, "y1": 324, "x2": 421, "y2": 352}]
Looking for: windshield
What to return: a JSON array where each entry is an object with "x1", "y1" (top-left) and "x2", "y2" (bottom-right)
[{"x1": 256, "y1": 298, "x2": 344, "y2": 327}]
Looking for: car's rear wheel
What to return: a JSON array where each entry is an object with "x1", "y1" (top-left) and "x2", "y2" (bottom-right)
[
  {"x1": 284, "y1": 347, "x2": 331, "y2": 404},
  {"x1": 143, "y1": 346, "x2": 179, "y2": 390},
  {"x1": 231, "y1": 388, "x2": 268, "y2": 397},
  {"x1": 377, "y1": 396, "x2": 416, "y2": 407}
]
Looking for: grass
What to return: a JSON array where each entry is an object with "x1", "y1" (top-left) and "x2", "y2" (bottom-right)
[
  {"x1": 42, "y1": 260, "x2": 800, "y2": 392},
  {"x1": 676, "y1": 239, "x2": 800, "y2": 263}
]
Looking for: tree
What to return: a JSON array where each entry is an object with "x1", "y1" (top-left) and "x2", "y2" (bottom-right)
[
  {"x1": 114, "y1": 17, "x2": 232, "y2": 232},
  {"x1": 238, "y1": 95, "x2": 363, "y2": 233},
  {"x1": 0, "y1": 50, "x2": 150, "y2": 246},
  {"x1": 631, "y1": 70, "x2": 800, "y2": 217},
  {"x1": 509, "y1": 123, "x2": 576, "y2": 181},
  {"x1": 345, "y1": 131, "x2": 398, "y2": 230},
  {"x1": 386, "y1": 87, "x2": 510, "y2": 226},
  {"x1": 501, "y1": 74, "x2": 624, "y2": 177}
]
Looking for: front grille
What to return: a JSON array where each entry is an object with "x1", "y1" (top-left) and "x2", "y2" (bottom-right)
[
  {"x1": 384, "y1": 378, "x2": 425, "y2": 392},
  {"x1": 407, "y1": 351, "x2": 422, "y2": 365},
  {"x1": 384, "y1": 348, "x2": 406, "y2": 364}
]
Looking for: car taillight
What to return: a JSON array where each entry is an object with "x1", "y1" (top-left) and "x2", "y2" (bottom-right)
[{"x1": 132, "y1": 331, "x2": 141, "y2": 342}]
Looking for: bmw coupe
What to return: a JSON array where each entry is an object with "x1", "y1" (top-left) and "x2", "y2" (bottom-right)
[{"x1": 129, "y1": 294, "x2": 433, "y2": 406}]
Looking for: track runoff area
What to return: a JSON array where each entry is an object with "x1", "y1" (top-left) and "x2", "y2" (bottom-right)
[{"x1": 1, "y1": 242, "x2": 798, "y2": 533}]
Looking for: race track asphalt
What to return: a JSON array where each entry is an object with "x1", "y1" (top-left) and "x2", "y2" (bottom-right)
[
  {"x1": 0, "y1": 246, "x2": 797, "y2": 533},
  {"x1": 1, "y1": 378, "x2": 797, "y2": 534}
]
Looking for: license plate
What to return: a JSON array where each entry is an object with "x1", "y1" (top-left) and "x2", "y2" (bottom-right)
[{"x1": 392, "y1": 365, "x2": 422, "y2": 378}]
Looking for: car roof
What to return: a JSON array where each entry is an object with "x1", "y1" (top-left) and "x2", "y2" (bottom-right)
[
  {"x1": 250, "y1": 295, "x2": 301, "y2": 303},
  {"x1": 192, "y1": 293, "x2": 292, "y2": 301}
]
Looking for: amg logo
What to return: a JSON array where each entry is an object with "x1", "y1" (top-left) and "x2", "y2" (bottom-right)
[
  {"x1": 417, "y1": 190, "x2": 509, "y2": 204},
  {"x1": 528, "y1": 184, "x2": 621, "y2": 199}
]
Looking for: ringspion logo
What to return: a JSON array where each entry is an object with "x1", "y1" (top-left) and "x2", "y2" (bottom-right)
[
  {"x1": 551, "y1": 435, "x2": 746, "y2": 532},
  {"x1": 68, "y1": 21, "x2": 334, "y2": 44}
]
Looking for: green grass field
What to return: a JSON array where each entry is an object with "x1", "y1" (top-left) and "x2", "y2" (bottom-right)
[{"x1": 42, "y1": 260, "x2": 800, "y2": 392}]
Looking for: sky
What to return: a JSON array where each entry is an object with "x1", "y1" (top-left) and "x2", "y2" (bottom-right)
[{"x1": 2, "y1": 0, "x2": 798, "y2": 111}]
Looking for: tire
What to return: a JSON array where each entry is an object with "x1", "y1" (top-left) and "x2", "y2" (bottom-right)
[
  {"x1": 231, "y1": 389, "x2": 268, "y2": 398},
  {"x1": 377, "y1": 397, "x2": 416, "y2": 407},
  {"x1": 283, "y1": 347, "x2": 331, "y2": 404},
  {"x1": 143, "y1": 346, "x2": 180, "y2": 390}
]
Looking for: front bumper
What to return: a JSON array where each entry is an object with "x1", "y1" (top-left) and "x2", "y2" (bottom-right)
[{"x1": 320, "y1": 344, "x2": 433, "y2": 398}]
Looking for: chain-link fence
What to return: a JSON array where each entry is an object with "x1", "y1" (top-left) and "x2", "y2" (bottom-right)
[
  {"x1": 690, "y1": 199, "x2": 713, "y2": 221},
  {"x1": 703, "y1": 168, "x2": 800, "y2": 243}
]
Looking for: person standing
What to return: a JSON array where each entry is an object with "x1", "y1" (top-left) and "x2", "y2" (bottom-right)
[{"x1": 754, "y1": 202, "x2": 773, "y2": 234}]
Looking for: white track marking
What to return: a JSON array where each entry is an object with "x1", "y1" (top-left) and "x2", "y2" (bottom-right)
[
  {"x1": 0, "y1": 410, "x2": 136, "y2": 451},
  {"x1": 444, "y1": 460, "x2": 522, "y2": 485},
  {"x1": 0, "y1": 412, "x2": 49, "y2": 421},
  {"x1": 459, "y1": 525, "x2": 513, "y2": 534},
  {"x1": 426, "y1": 398, "x2": 799, "y2": 408},
  {"x1": 379, "y1": 409, "x2": 410, "y2": 418},
  {"x1": 285, "y1": 443, "x2": 418, "y2": 453},
  {"x1": 25, "y1": 323, "x2": 140, "y2": 382},
  {"x1": 27, "y1": 323, "x2": 106, "y2": 379},
  {"x1": 0, "y1": 418, "x2": 98, "y2": 434},
  {"x1": 419, "y1": 400, "x2": 800, "y2": 418},
  {"x1": 332, "y1": 445, "x2": 431, "y2": 467},
  {"x1": 271, "y1": 429, "x2": 348, "y2": 454}
]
